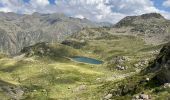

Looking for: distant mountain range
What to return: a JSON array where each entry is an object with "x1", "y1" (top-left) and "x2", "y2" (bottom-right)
[
  {"x1": 0, "y1": 12, "x2": 170, "y2": 55},
  {"x1": 68, "y1": 13, "x2": 170, "y2": 45},
  {"x1": 0, "y1": 12, "x2": 111, "y2": 55}
]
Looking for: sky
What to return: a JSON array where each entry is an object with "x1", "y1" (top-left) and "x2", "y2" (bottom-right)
[{"x1": 0, "y1": 0, "x2": 170, "y2": 23}]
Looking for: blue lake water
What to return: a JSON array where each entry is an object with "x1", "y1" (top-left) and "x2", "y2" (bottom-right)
[{"x1": 71, "y1": 56, "x2": 103, "y2": 64}]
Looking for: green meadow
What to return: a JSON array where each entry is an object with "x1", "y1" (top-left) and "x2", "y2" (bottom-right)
[{"x1": 0, "y1": 35, "x2": 163, "y2": 100}]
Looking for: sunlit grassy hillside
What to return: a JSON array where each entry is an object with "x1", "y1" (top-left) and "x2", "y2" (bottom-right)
[{"x1": 0, "y1": 34, "x2": 163, "y2": 100}]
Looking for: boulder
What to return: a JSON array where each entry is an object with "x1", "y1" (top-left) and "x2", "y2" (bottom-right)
[
  {"x1": 134, "y1": 60, "x2": 148, "y2": 68},
  {"x1": 133, "y1": 93, "x2": 150, "y2": 100},
  {"x1": 134, "y1": 64, "x2": 139, "y2": 67},
  {"x1": 73, "y1": 85, "x2": 87, "y2": 92},
  {"x1": 139, "y1": 94, "x2": 149, "y2": 100},
  {"x1": 163, "y1": 83, "x2": 170, "y2": 88},
  {"x1": 146, "y1": 78, "x2": 150, "y2": 82},
  {"x1": 116, "y1": 65, "x2": 127, "y2": 70},
  {"x1": 104, "y1": 93, "x2": 112, "y2": 100}
]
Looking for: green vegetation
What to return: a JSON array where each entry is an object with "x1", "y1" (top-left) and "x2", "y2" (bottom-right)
[
  {"x1": 0, "y1": 12, "x2": 170, "y2": 100},
  {"x1": 0, "y1": 32, "x2": 164, "y2": 100},
  {"x1": 0, "y1": 53, "x2": 7, "y2": 59}
]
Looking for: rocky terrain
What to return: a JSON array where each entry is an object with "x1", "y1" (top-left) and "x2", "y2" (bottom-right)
[
  {"x1": 0, "y1": 12, "x2": 170, "y2": 100},
  {"x1": 0, "y1": 12, "x2": 110, "y2": 55},
  {"x1": 94, "y1": 42, "x2": 170, "y2": 100},
  {"x1": 114, "y1": 13, "x2": 170, "y2": 44},
  {"x1": 68, "y1": 13, "x2": 170, "y2": 45},
  {"x1": 147, "y1": 42, "x2": 170, "y2": 84}
]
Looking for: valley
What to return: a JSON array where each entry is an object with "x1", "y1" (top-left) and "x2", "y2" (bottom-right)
[
  {"x1": 0, "y1": 34, "x2": 162, "y2": 99},
  {"x1": 0, "y1": 12, "x2": 169, "y2": 100}
]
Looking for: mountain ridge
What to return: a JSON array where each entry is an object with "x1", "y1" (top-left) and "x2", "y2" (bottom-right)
[
  {"x1": 0, "y1": 12, "x2": 109, "y2": 55},
  {"x1": 67, "y1": 13, "x2": 170, "y2": 45}
]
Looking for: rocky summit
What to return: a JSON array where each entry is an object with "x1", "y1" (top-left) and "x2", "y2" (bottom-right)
[
  {"x1": 114, "y1": 13, "x2": 170, "y2": 44},
  {"x1": 115, "y1": 13, "x2": 165, "y2": 27}
]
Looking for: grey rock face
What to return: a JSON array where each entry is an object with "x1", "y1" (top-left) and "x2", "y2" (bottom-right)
[
  {"x1": 146, "y1": 42, "x2": 170, "y2": 83},
  {"x1": 2, "y1": 86, "x2": 24, "y2": 100},
  {"x1": 0, "y1": 80, "x2": 24, "y2": 100},
  {"x1": 0, "y1": 12, "x2": 105, "y2": 55},
  {"x1": 114, "y1": 13, "x2": 170, "y2": 44}
]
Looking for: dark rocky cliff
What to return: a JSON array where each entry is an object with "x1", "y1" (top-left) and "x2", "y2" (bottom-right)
[{"x1": 146, "y1": 42, "x2": 170, "y2": 83}]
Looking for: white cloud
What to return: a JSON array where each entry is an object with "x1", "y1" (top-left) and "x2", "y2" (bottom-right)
[
  {"x1": 163, "y1": 0, "x2": 170, "y2": 7},
  {"x1": 30, "y1": 0, "x2": 50, "y2": 7},
  {"x1": 54, "y1": 0, "x2": 162, "y2": 23},
  {"x1": 0, "y1": 0, "x2": 169, "y2": 23},
  {"x1": 0, "y1": 0, "x2": 52, "y2": 14},
  {"x1": 74, "y1": 15, "x2": 85, "y2": 19},
  {"x1": 0, "y1": 7, "x2": 11, "y2": 12},
  {"x1": 0, "y1": 0, "x2": 25, "y2": 13},
  {"x1": 54, "y1": 0, "x2": 124, "y2": 23}
]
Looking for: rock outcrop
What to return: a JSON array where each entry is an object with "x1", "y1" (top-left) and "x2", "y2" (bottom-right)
[
  {"x1": 146, "y1": 42, "x2": 170, "y2": 83},
  {"x1": 21, "y1": 42, "x2": 79, "y2": 58},
  {"x1": 0, "y1": 80, "x2": 24, "y2": 100}
]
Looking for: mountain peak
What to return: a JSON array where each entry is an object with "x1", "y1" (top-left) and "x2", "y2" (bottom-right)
[
  {"x1": 115, "y1": 13, "x2": 165, "y2": 27},
  {"x1": 140, "y1": 13, "x2": 165, "y2": 19}
]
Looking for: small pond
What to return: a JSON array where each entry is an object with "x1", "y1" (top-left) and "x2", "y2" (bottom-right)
[{"x1": 71, "y1": 56, "x2": 103, "y2": 64}]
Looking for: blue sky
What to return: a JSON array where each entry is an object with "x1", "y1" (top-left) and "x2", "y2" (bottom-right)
[
  {"x1": 152, "y1": 0, "x2": 170, "y2": 12},
  {"x1": 0, "y1": 0, "x2": 170, "y2": 23}
]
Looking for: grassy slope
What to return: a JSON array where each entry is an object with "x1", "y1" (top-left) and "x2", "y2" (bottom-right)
[
  {"x1": 0, "y1": 56, "x2": 112, "y2": 100},
  {"x1": 0, "y1": 34, "x2": 163, "y2": 100}
]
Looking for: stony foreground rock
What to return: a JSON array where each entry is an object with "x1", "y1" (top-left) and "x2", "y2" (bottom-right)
[{"x1": 146, "y1": 42, "x2": 170, "y2": 83}]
